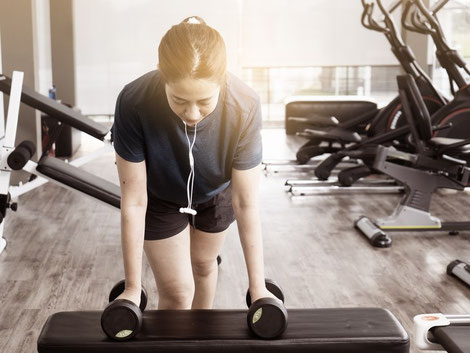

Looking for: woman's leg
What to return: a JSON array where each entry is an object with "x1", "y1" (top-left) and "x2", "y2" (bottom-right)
[
  {"x1": 190, "y1": 227, "x2": 227, "y2": 309},
  {"x1": 144, "y1": 224, "x2": 194, "y2": 309}
]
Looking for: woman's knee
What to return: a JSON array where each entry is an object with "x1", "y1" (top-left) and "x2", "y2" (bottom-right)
[
  {"x1": 158, "y1": 279, "x2": 194, "y2": 308},
  {"x1": 191, "y1": 257, "x2": 218, "y2": 278}
]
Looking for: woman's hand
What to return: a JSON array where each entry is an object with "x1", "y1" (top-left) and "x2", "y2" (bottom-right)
[
  {"x1": 249, "y1": 286, "x2": 282, "y2": 305},
  {"x1": 116, "y1": 287, "x2": 142, "y2": 308}
]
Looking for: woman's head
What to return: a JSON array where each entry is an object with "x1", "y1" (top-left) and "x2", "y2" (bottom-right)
[
  {"x1": 159, "y1": 17, "x2": 226, "y2": 125},
  {"x1": 158, "y1": 16, "x2": 227, "y2": 85}
]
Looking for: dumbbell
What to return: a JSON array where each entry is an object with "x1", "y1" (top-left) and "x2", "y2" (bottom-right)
[
  {"x1": 246, "y1": 279, "x2": 288, "y2": 339},
  {"x1": 101, "y1": 280, "x2": 148, "y2": 341}
]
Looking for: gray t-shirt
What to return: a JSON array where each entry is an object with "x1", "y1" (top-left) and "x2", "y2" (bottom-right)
[{"x1": 112, "y1": 70, "x2": 262, "y2": 205}]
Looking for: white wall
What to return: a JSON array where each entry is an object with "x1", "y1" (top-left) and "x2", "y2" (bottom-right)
[
  {"x1": 241, "y1": 0, "x2": 399, "y2": 67},
  {"x1": 73, "y1": 0, "x2": 242, "y2": 115},
  {"x1": 73, "y1": 0, "x2": 401, "y2": 115},
  {"x1": 33, "y1": 0, "x2": 53, "y2": 95}
]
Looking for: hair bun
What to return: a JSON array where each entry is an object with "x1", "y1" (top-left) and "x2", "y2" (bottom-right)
[{"x1": 182, "y1": 16, "x2": 206, "y2": 25}]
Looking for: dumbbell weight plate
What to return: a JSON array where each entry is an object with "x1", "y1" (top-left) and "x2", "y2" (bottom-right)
[
  {"x1": 247, "y1": 297, "x2": 288, "y2": 339},
  {"x1": 101, "y1": 280, "x2": 148, "y2": 341},
  {"x1": 108, "y1": 279, "x2": 148, "y2": 311},
  {"x1": 246, "y1": 278, "x2": 285, "y2": 307},
  {"x1": 101, "y1": 299, "x2": 143, "y2": 341}
]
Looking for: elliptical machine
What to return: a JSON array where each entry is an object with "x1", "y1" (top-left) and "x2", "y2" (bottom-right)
[
  {"x1": 293, "y1": 0, "x2": 447, "y2": 167},
  {"x1": 310, "y1": 0, "x2": 470, "y2": 188},
  {"x1": 354, "y1": 0, "x2": 470, "y2": 247},
  {"x1": 402, "y1": 0, "x2": 470, "y2": 139},
  {"x1": 287, "y1": 0, "x2": 449, "y2": 195},
  {"x1": 356, "y1": 74, "x2": 470, "y2": 247}
]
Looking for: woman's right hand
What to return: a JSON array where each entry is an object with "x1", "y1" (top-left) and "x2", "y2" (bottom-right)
[{"x1": 116, "y1": 287, "x2": 142, "y2": 308}]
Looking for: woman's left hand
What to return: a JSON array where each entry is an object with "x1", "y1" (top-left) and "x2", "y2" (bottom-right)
[{"x1": 249, "y1": 286, "x2": 282, "y2": 305}]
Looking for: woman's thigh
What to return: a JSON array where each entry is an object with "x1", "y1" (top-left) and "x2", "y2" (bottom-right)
[
  {"x1": 144, "y1": 224, "x2": 194, "y2": 295},
  {"x1": 190, "y1": 227, "x2": 227, "y2": 273}
]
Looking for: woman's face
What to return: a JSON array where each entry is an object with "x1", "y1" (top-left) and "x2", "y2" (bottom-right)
[{"x1": 165, "y1": 77, "x2": 220, "y2": 126}]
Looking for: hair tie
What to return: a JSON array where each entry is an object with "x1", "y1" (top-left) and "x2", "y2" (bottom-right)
[
  {"x1": 182, "y1": 16, "x2": 206, "y2": 25},
  {"x1": 187, "y1": 17, "x2": 201, "y2": 24}
]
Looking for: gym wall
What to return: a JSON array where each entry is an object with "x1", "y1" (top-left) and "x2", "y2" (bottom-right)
[
  {"x1": 73, "y1": 0, "x2": 242, "y2": 115},
  {"x1": 241, "y1": 0, "x2": 398, "y2": 67},
  {"x1": 73, "y1": 0, "x2": 401, "y2": 116},
  {"x1": 0, "y1": 0, "x2": 52, "y2": 183}
]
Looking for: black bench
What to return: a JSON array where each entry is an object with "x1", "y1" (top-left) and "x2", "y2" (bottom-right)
[
  {"x1": 0, "y1": 74, "x2": 120, "y2": 209},
  {"x1": 0, "y1": 74, "x2": 109, "y2": 140},
  {"x1": 36, "y1": 156, "x2": 121, "y2": 209},
  {"x1": 38, "y1": 307, "x2": 409, "y2": 353}
]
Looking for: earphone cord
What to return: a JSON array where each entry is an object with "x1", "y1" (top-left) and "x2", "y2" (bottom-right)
[{"x1": 183, "y1": 122, "x2": 197, "y2": 214}]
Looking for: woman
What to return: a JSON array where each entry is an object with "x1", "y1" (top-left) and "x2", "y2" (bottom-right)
[{"x1": 113, "y1": 16, "x2": 274, "y2": 310}]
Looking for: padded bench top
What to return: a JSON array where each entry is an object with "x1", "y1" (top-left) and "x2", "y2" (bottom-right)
[
  {"x1": 37, "y1": 156, "x2": 120, "y2": 209},
  {"x1": 0, "y1": 75, "x2": 110, "y2": 140},
  {"x1": 37, "y1": 308, "x2": 409, "y2": 353}
]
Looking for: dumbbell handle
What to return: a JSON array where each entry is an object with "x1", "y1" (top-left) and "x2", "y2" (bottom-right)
[
  {"x1": 108, "y1": 280, "x2": 148, "y2": 312},
  {"x1": 246, "y1": 279, "x2": 285, "y2": 307}
]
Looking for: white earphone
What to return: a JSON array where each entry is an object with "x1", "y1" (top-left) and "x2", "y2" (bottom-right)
[{"x1": 179, "y1": 121, "x2": 198, "y2": 216}]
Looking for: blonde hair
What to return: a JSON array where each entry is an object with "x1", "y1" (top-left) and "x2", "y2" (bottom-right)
[{"x1": 158, "y1": 16, "x2": 227, "y2": 84}]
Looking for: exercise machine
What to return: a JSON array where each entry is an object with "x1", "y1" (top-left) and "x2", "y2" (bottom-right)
[
  {"x1": 356, "y1": 74, "x2": 470, "y2": 247},
  {"x1": 308, "y1": 0, "x2": 447, "y2": 183},
  {"x1": 274, "y1": 0, "x2": 448, "y2": 196},
  {"x1": 295, "y1": 0, "x2": 470, "y2": 196},
  {"x1": 403, "y1": 0, "x2": 470, "y2": 98},
  {"x1": 262, "y1": 158, "x2": 361, "y2": 175},
  {"x1": 447, "y1": 259, "x2": 470, "y2": 287},
  {"x1": 285, "y1": 96, "x2": 378, "y2": 136},
  {"x1": 0, "y1": 72, "x2": 120, "y2": 255},
  {"x1": 287, "y1": 177, "x2": 403, "y2": 196},
  {"x1": 401, "y1": 0, "x2": 470, "y2": 140},
  {"x1": 290, "y1": 0, "x2": 446, "y2": 169},
  {"x1": 414, "y1": 313, "x2": 470, "y2": 352}
]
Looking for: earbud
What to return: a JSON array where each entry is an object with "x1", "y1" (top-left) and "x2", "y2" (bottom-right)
[{"x1": 179, "y1": 207, "x2": 197, "y2": 216}]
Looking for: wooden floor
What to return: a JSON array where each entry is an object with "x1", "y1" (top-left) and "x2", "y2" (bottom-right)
[{"x1": 0, "y1": 129, "x2": 469, "y2": 353}]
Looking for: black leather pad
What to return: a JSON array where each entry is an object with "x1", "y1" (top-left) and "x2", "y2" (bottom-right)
[
  {"x1": 432, "y1": 324, "x2": 470, "y2": 353},
  {"x1": 37, "y1": 156, "x2": 120, "y2": 209},
  {"x1": 37, "y1": 308, "x2": 409, "y2": 353},
  {"x1": 0, "y1": 75, "x2": 109, "y2": 140}
]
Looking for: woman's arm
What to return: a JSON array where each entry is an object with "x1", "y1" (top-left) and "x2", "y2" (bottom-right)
[
  {"x1": 115, "y1": 153, "x2": 148, "y2": 303},
  {"x1": 232, "y1": 165, "x2": 272, "y2": 302}
]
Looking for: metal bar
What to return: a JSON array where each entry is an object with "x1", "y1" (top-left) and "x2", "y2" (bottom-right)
[
  {"x1": 290, "y1": 185, "x2": 403, "y2": 195},
  {"x1": 431, "y1": 0, "x2": 449, "y2": 14},
  {"x1": 445, "y1": 315, "x2": 470, "y2": 323},
  {"x1": 441, "y1": 222, "x2": 470, "y2": 231},
  {"x1": 286, "y1": 177, "x2": 397, "y2": 187},
  {"x1": 0, "y1": 80, "x2": 4, "y2": 139},
  {"x1": 384, "y1": 222, "x2": 470, "y2": 232},
  {"x1": 4, "y1": 71, "x2": 23, "y2": 148},
  {"x1": 263, "y1": 159, "x2": 312, "y2": 166},
  {"x1": 263, "y1": 159, "x2": 361, "y2": 173},
  {"x1": 41, "y1": 122, "x2": 64, "y2": 159}
]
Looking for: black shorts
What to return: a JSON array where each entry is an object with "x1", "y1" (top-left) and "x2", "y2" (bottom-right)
[{"x1": 144, "y1": 184, "x2": 235, "y2": 240}]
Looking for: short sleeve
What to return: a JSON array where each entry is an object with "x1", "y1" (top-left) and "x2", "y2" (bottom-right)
[
  {"x1": 232, "y1": 98, "x2": 263, "y2": 170},
  {"x1": 112, "y1": 89, "x2": 146, "y2": 162}
]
